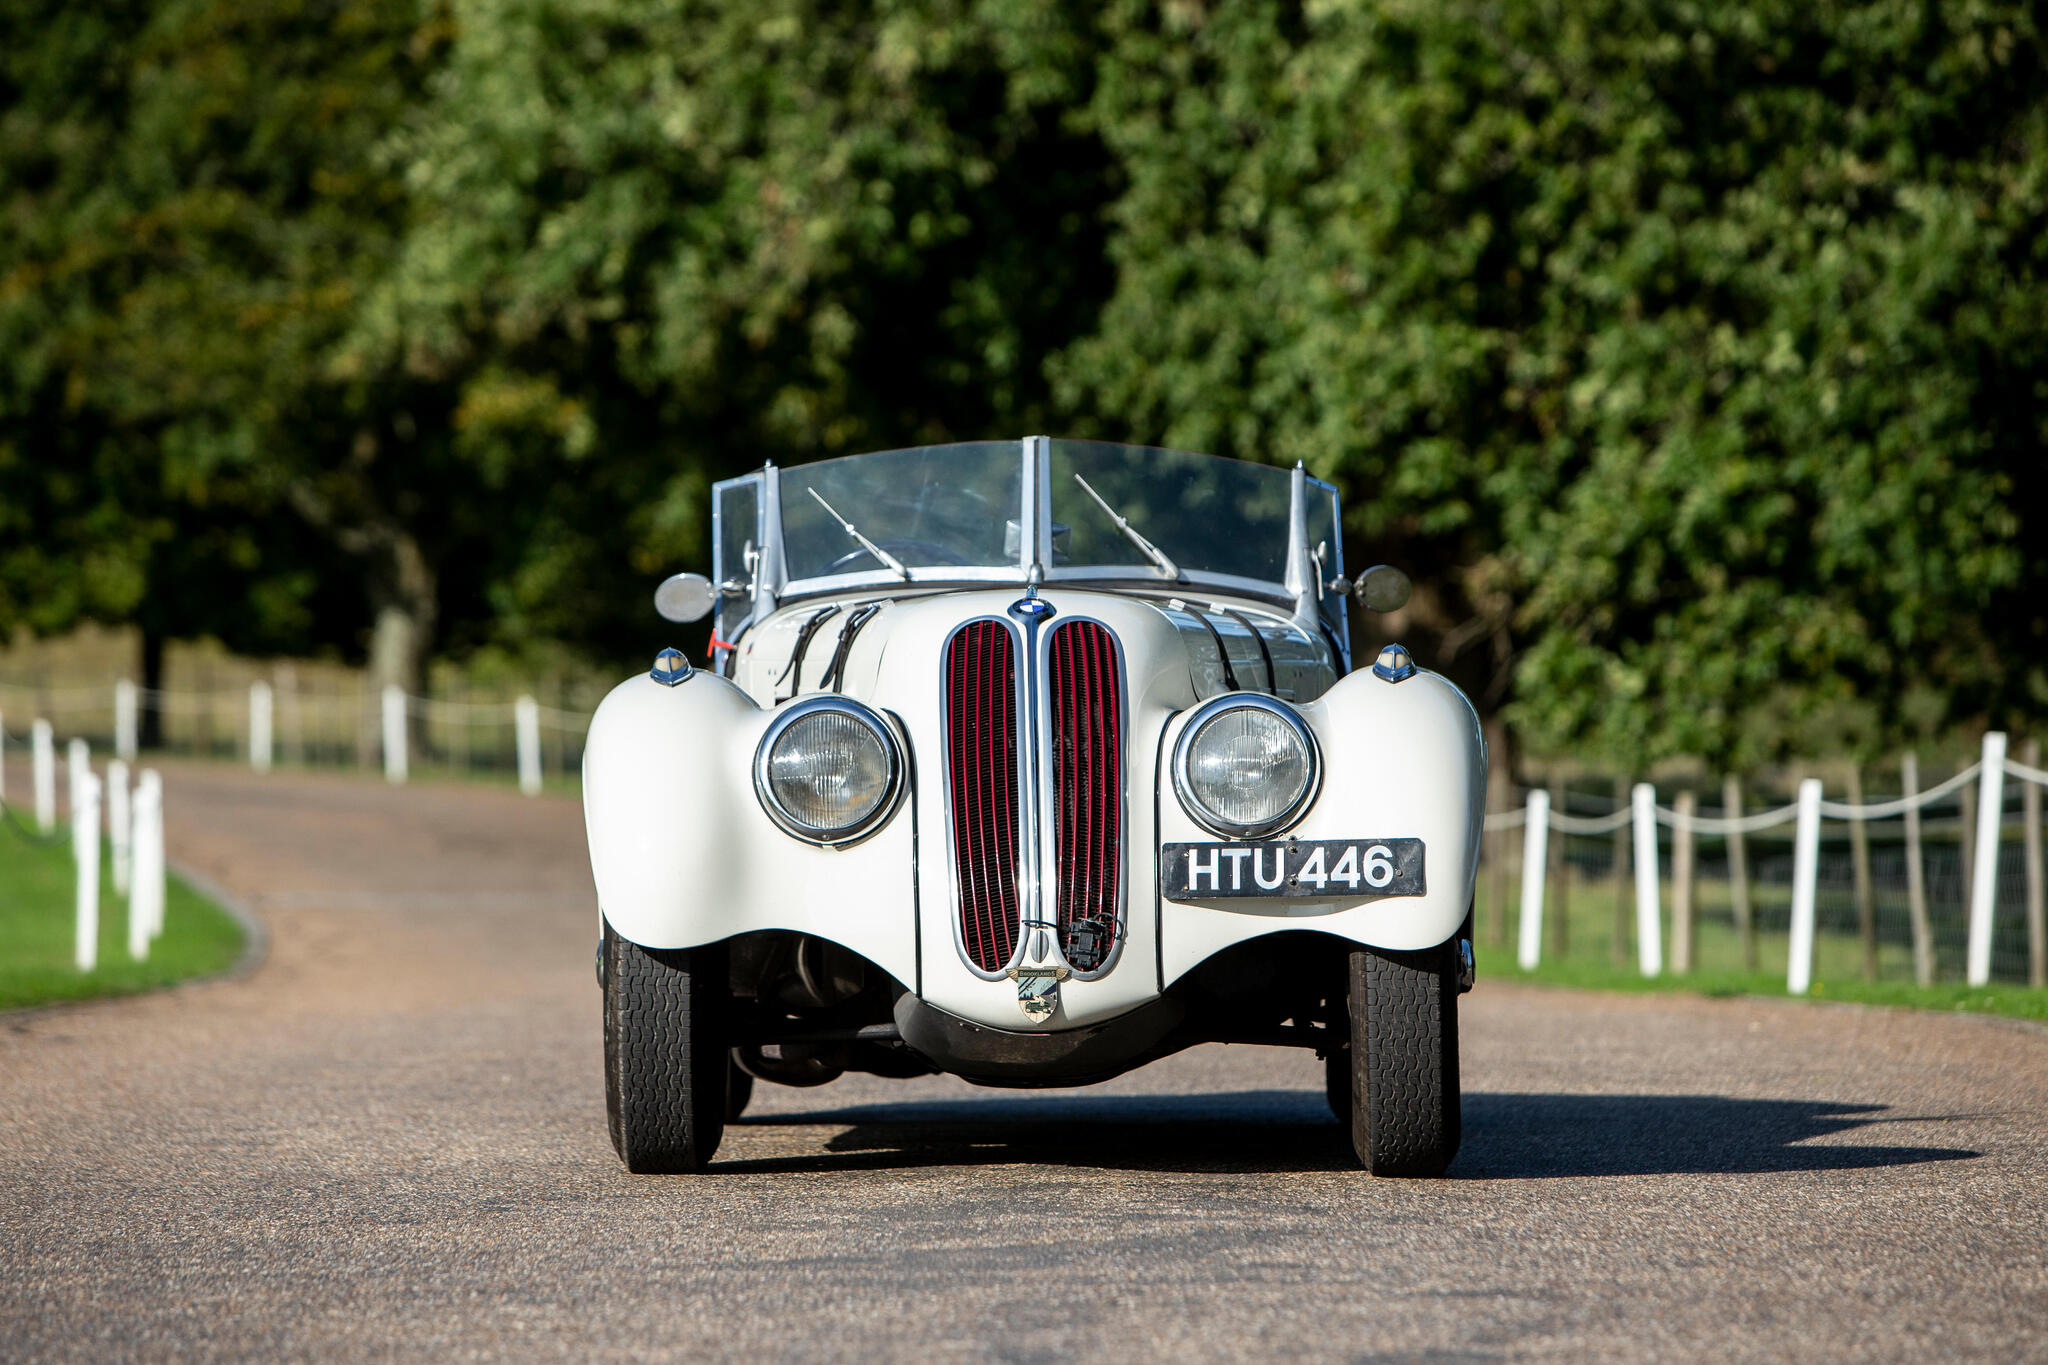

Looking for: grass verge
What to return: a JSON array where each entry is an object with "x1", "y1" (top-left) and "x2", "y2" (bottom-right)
[
  {"x1": 1486, "y1": 957, "x2": 2048, "y2": 1023},
  {"x1": 1472, "y1": 875, "x2": 2048, "y2": 1023},
  {"x1": 0, "y1": 811, "x2": 245, "y2": 1011}
]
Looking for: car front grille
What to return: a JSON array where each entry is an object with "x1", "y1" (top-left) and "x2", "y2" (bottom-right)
[
  {"x1": 944, "y1": 620, "x2": 1020, "y2": 974},
  {"x1": 1048, "y1": 620, "x2": 1122, "y2": 968},
  {"x1": 943, "y1": 615, "x2": 1124, "y2": 977}
]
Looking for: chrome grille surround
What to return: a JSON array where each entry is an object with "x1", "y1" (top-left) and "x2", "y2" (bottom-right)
[{"x1": 942, "y1": 610, "x2": 1128, "y2": 982}]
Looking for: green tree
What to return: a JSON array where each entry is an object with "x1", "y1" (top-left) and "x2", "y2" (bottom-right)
[
  {"x1": 347, "y1": 0, "x2": 1115, "y2": 661},
  {"x1": 1056, "y1": 0, "x2": 2048, "y2": 765},
  {"x1": 0, "y1": 0, "x2": 453, "y2": 704}
]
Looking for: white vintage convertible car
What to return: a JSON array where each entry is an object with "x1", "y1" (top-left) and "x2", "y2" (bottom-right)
[{"x1": 583, "y1": 438, "x2": 1484, "y2": 1175}]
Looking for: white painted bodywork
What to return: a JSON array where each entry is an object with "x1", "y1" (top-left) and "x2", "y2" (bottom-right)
[{"x1": 584, "y1": 583, "x2": 1486, "y2": 1035}]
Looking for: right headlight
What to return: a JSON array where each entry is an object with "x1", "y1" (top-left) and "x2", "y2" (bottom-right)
[
  {"x1": 1172, "y1": 694, "x2": 1320, "y2": 838},
  {"x1": 754, "y1": 697, "x2": 904, "y2": 845}
]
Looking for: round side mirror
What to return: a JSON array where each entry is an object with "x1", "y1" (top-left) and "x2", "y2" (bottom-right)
[
  {"x1": 654, "y1": 572, "x2": 716, "y2": 624},
  {"x1": 1353, "y1": 564, "x2": 1412, "y2": 613}
]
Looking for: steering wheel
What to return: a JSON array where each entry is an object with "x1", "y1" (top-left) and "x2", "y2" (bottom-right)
[{"x1": 823, "y1": 540, "x2": 974, "y2": 575}]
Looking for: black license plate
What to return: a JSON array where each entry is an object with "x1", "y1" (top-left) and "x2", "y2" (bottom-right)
[{"x1": 1160, "y1": 838, "x2": 1426, "y2": 900}]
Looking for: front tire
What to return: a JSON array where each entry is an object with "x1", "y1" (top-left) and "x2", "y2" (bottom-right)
[
  {"x1": 1346, "y1": 942, "x2": 1461, "y2": 1176},
  {"x1": 603, "y1": 922, "x2": 728, "y2": 1172}
]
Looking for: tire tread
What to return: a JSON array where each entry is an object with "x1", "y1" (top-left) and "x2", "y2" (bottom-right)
[
  {"x1": 1349, "y1": 943, "x2": 1460, "y2": 1176},
  {"x1": 603, "y1": 924, "x2": 726, "y2": 1172}
]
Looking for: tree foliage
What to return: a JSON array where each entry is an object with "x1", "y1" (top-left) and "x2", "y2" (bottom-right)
[
  {"x1": 347, "y1": 0, "x2": 1112, "y2": 659},
  {"x1": 3, "y1": 0, "x2": 2043, "y2": 762},
  {"x1": 1055, "y1": 0, "x2": 2048, "y2": 764},
  {"x1": 0, "y1": 0, "x2": 434, "y2": 680}
]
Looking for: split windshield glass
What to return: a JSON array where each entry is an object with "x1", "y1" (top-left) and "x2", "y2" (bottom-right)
[
  {"x1": 779, "y1": 442, "x2": 1023, "y2": 582},
  {"x1": 1046, "y1": 440, "x2": 1292, "y2": 583},
  {"x1": 773, "y1": 438, "x2": 1308, "y2": 591}
]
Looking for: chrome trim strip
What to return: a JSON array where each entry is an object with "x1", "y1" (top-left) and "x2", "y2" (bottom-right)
[
  {"x1": 1151, "y1": 710, "x2": 1177, "y2": 994},
  {"x1": 778, "y1": 568, "x2": 1306, "y2": 609},
  {"x1": 1286, "y1": 461, "x2": 1316, "y2": 631},
  {"x1": 1307, "y1": 475, "x2": 1351, "y2": 672},
  {"x1": 940, "y1": 616, "x2": 1029, "y2": 982},
  {"x1": 1023, "y1": 435, "x2": 1048, "y2": 584},
  {"x1": 781, "y1": 565, "x2": 1032, "y2": 597},
  {"x1": 1032, "y1": 613, "x2": 1130, "y2": 982},
  {"x1": 1039, "y1": 567, "x2": 1300, "y2": 608},
  {"x1": 710, "y1": 468, "x2": 766, "y2": 674},
  {"x1": 756, "y1": 462, "x2": 786, "y2": 624},
  {"x1": 1011, "y1": 598, "x2": 1052, "y2": 968},
  {"x1": 1170, "y1": 693, "x2": 1323, "y2": 840},
  {"x1": 752, "y1": 695, "x2": 906, "y2": 847}
]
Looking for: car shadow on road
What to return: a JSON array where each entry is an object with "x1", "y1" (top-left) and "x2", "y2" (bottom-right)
[{"x1": 714, "y1": 1090, "x2": 1980, "y2": 1177}]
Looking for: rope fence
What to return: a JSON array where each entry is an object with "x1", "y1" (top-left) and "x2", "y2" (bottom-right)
[
  {"x1": 1, "y1": 675, "x2": 596, "y2": 978},
  {"x1": 0, "y1": 677, "x2": 595, "y2": 796},
  {"x1": 1483, "y1": 732, "x2": 2048, "y2": 994},
  {"x1": 8, "y1": 678, "x2": 2045, "y2": 997}
]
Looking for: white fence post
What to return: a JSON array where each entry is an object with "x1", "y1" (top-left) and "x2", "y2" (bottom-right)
[
  {"x1": 1788, "y1": 778, "x2": 1824, "y2": 995},
  {"x1": 249, "y1": 681, "x2": 274, "y2": 773},
  {"x1": 381, "y1": 686, "x2": 408, "y2": 785},
  {"x1": 32, "y1": 719, "x2": 55, "y2": 832},
  {"x1": 133, "y1": 769, "x2": 164, "y2": 944},
  {"x1": 1967, "y1": 730, "x2": 2008, "y2": 987},
  {"x1": 1517, "y1": 789, "x2": 1550, "y2": 969},
  {"x1": 74, "y1": 770, "x2": 102, "y2": 971},
  {"x1": 67, "y1": 737, "x2": 89, "y2": 815},
  {"x1": 115, "y1": 678, "x2": 139, "y2": 761},
  {"x1": 515, "y1": 696, "x2": 543, "y2": 797},
  {"x1": 1631, "y1": 783, "x2": 1663, "y2": 977},
  {"x1": 108, "y1": 759, "x2": 132, "y2": 895}
]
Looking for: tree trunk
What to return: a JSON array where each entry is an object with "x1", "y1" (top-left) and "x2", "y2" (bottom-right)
[
  {"x1": 286, "y1": 456, "x2": 438, "y2": 722},
  {"x1": 367, "y1": 531, "x2": 436, "y2": 697},
  {"x1": 139, "y1": 629, "x2": 166, "y2": 750},
  {"x1": 363, "y1": 529, "x2": 436, "y2": 769}
]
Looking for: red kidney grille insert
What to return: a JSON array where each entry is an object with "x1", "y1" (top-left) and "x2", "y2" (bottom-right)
[
  {"x1": 1050, "y1": 620, "x2": 1122, "y2": 963},
  {"x1": 945, "y1": 621, "x2": 1019, "y2": 973}
]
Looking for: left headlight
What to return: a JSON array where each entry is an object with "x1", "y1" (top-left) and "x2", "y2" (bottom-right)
[
  {"x1": 1172, "y1": 694, "x2": 1320, "y2": 839},
  {"x1": 754, "y1": 697, "x2": 905, "y2": 845}
]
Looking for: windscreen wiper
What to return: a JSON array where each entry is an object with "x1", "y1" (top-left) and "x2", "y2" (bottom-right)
[
  {"x1": 1071, "y1": 474, "x2": 1182, "y2": 580},
  {"x1": 807, "y1": 489, "x2": 911, "y2": 579}
]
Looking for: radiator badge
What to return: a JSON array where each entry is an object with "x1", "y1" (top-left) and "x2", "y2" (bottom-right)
[
  {"x1": 1008, "y1": 585, "x2": 1056, "y2": 623},
  {"x1": 1008, "y1": 965, "x2": 1069, "y2": 1022}
]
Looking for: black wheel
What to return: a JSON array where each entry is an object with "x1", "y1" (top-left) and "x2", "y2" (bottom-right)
[
  {"x1": 602, "y1": 922, "x2": 728, "y2": 1172},
  {"x1": 725, "y1": 1056, "x2": 755, "y2": 1123},
  {"x1": 1346, "y1": 941, "x2": 1461, "y2": 1176},
  {"x1": 1323, "y1": 1049, "x2": 1348, "y2": 1122}
]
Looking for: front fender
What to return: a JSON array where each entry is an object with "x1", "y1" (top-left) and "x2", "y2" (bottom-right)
[
  {"x1": 581, "y1": 671, "x2": 919, "y2": 991},
  {"x1": 1157, "y1": 665, "x2": 1485, "y2": 986}
]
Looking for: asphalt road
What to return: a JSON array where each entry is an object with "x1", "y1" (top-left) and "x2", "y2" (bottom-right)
[{"x1": 3, "y1": 763, "x2": 2044, "y2": 1362}]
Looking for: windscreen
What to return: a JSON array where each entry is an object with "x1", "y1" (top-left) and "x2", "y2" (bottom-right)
[
  {"x1": 1048, "y1": 440, "x2": 1293, "y2": 583},
  {"x1": 711, "y1": 473, "x2": 762, "y2": 645},
  {"x1": 1306, "y1": 477, "x2": 1348, "y2": 642},
  {"x1": 779, "y1": 442, "x2": 1024, "y2": 582}
]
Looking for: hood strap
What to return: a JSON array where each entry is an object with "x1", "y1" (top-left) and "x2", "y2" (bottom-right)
[
  {"x1": 1213, "y1": 606, "x2": 1276, "y2": 693},
  {"x1": 775, "y1": 604, "x2": 842, "y2": 702},
  {"x1": 1185, "y1": 605, "x2": 1240, "y2": 692},
  {"x1": 821, "y1": 601, "x2": 885, "y2": 694}
]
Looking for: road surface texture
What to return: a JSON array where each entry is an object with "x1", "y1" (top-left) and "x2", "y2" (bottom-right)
[{"x1": 3, "y1": 763, "x2": 2044, "y2": 1362}]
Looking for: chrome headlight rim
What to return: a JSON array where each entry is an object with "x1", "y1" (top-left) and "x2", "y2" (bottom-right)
[
  {"x1": 1171, "y1": 693, "x2": 1322, "y2": 840},
  {"x1": 753, "y1": 695, "x2": 906, "y2": 847}
]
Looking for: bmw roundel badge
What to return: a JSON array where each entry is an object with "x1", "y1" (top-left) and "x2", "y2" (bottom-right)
[{"x1": 1008, "y1": 588, "x2": 1056, "y2": 622}]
